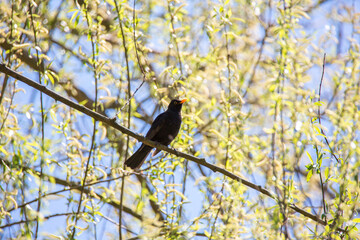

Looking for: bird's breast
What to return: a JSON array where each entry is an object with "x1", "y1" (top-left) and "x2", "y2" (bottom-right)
[{"x1": 153, "y1": 112, "x2": 181, "y2": 144}]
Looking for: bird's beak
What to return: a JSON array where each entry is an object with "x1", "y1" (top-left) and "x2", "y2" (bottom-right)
[{"x1": 180, "y1": 99, "x2": 188, "y2": 104}]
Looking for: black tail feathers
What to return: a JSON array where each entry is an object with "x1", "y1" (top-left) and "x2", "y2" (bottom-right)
[{"x1": 125, "y1": 145, "x2": 153, "y2": 170}]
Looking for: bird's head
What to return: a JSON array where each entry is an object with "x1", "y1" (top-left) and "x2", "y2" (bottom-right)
[{"x1": 168, "y1": 99, "x2": 187, "y2": 112}]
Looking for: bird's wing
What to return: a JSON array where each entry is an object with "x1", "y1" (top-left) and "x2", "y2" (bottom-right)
[{"x1": 145, "y1": 111, "x2": 167, "y2": 140}]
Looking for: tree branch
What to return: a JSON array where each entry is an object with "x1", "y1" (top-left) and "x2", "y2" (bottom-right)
[
  {"x1": 0, "y1": 157, "x2": 162, "y2": 227},
  {"x1": 0, "y1": 63, "x2": 346, "y2": 233}
]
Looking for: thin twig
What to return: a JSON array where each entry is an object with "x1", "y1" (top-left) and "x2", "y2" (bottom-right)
[
  {"x1": 242, "y1": 0, "x2": 273, "y2": 98},
  {"x1": 280, "y1": 1, "x2": 288, "y2": 236},
  {"x1": 115, "y1": 0, "x2": 146, "y2": 113},
  {"x1": 113, "y1": 1, "x2": 132, "y2": 238},
  {"x1": 28, "y1": 2, "x2": 45, "y2": 238},
  {"x1": 7, "y1": 175, "x2": 125, "y2": 213},
  {"x1": 210, "y1": 1, "x2": 233, "y2": 237},
  {"x1": 129, "y1": 0, "x2": 147, "y2": 99},
  {"x1": 0, "y1": 0, "x2": 15, "y2": 105},
  {"x1": 0, "y1": 212, "x2": 84, "y2": 229},
  {"x1": 167, "y1": 1, "x2": 183, "y2": 75},
  {"x1": 71, "y1": 4, "x2": 99, "y2": 238},
  {"x1": 317, "y1": 53, "x2": 339, "y2": 163},
  {"x1": 0, "y1": 157, "x2": 158, "y2": 227},
  {"x1": 272, "y1": 1, "x2": 289, "y2": 236},
  {"x1": 209, "y1": 196, "x2": 223, "y2": 240},
  {"x1": 317, "y1": 53, "x2": 328, "y2": 222}
]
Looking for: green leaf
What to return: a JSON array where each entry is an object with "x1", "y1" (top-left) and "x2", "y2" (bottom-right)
[
  {"x1": 306, "y1": 169, "x2": 313, "y2": 182},
  {"x1": 46, "y1": 71, "x2": 55, "y2": 85},
  {"x1": 305, "y1": 163, "x2": 312, "y2": 170},
  {"x1": 233, "y1": 17, "x2": 245, "y2": 23},
  {"x1": 227, "y1": 9, "x2": 232, "y2": 18},
  {"x1": 105, "y1": 0, "x2": 115, "y2": 7},
  {"x1": 329, "y1": 178, "x2": 339, "y2": 183},
  {"x1": 70, "y1": 9, "x2": 79, "y2": 23},
  {"x1": 174, "y1": 3, "x2": 186, "y2": 16},
  {"x1": 314, "y1": 101, "x2": 324, "y2": 106},
  {"x1": 75, "y1": 13, "x2": 81, "y2": 27},
  {"x1": 324, "y1": 167, "x2": 329, "y2": 180},
  {"x1": 306, "y1": 151, "x2": 313, "y2": 164}
]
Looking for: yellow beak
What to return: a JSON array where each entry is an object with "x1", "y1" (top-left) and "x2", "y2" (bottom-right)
[{"x1": 180, "y1": 99, "x2": 188, "y2": 104}]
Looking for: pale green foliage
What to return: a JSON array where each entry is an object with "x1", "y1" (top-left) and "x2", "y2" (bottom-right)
[{"x1": 0, "y1": 0, "x2": 359, "y2": 239}]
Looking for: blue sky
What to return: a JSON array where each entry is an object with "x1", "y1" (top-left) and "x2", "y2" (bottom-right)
[{"x1": 1, "y1": 0, "x2": 360, "y2": 238}]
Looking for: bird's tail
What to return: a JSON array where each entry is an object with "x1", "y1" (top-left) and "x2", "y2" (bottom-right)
[{"x1": 125, "y1": 144, "x2": 153, "y2": 170}]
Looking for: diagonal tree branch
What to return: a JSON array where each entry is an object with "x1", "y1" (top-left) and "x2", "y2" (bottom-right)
[
  {"x1": 0, "y1": 63, "x2": 346, "y2": 233},
  {"x1": 0, "y1": 157, "x2": 162, "y2": 227}
]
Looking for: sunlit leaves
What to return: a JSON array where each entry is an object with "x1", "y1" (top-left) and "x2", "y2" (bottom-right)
[{"x1": 0, "y1": 0, "x2": 360, "y2": 239}]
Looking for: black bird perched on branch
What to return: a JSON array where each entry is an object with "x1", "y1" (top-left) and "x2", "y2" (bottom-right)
[{"x1": 125, "y1": 99, "x2": 187, "y2": 170}]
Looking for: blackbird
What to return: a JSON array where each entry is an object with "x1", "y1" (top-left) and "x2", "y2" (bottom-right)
[{"x1": 125, "y1": 99, "x2": 187, "y2": 169}]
